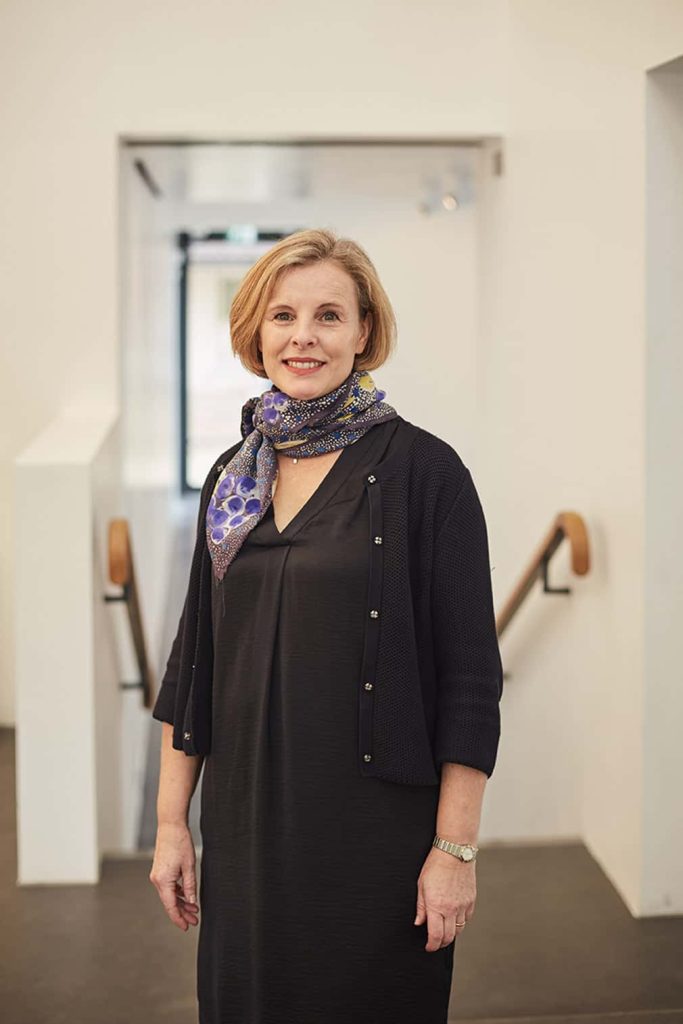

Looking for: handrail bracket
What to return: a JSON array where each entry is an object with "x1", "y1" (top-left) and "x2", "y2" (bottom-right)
[{"x1": 541, "y1": 556, "x2": 571, "y2": 595}]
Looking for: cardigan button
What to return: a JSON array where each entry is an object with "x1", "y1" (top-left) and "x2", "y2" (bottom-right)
[
  {"x1": 363, "y1": 753, "x2": 372, "y2": 762},
  {"x1": 367, "y1": 474, "x2": 376, "y2": 484},
  {"x1": 184, "y1": 731, "x2": 191, "y2": 740},
  {"x1": 364, "y1": 682, "x2": 373, "y2": 690},
  {"x1": 374, "y1": 536, "x2": 382, "y2": 544},
  {"x1": 370, "y1": 609, "x2": 379, "y2": 618}
]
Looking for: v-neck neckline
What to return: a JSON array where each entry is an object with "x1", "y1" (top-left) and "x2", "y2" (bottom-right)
[
  {"x1": 267, "y1": 442, "x2": 353, "y2": 539},
  {"x1": 264, "y1": 419, "x2": 398, "y2": 541}
]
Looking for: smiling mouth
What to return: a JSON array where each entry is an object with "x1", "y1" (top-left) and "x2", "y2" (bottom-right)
[{"x1": 283, "y1": 359, "x2": 326, "y2": 368}]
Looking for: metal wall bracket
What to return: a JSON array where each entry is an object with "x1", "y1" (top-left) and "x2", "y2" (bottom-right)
[{"x1": 541, "y1": 557, "x2": 570, "y2": 595}]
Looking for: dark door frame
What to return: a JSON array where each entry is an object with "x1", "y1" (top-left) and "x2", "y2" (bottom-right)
[{"x1": 177, "y1": 229, "x2": 292, "y2": 493}]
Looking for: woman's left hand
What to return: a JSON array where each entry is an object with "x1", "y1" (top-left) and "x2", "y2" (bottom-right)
[{"x1": 414, "y1": 847, "x2": 476, "y2": 952}]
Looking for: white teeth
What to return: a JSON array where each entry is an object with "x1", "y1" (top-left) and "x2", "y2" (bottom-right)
[{"x1": 286, "y1": 360, "x2": 323, "y2": 368}]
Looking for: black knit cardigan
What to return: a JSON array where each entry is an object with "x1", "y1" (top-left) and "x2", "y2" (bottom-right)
[{"x1": 152, "y1": 415, "x2": 503, "y2": 785}]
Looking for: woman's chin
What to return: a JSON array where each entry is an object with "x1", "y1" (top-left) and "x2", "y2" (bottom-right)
[{"x1": 273, "y1": 368, "x2": 341, "y2": 399}]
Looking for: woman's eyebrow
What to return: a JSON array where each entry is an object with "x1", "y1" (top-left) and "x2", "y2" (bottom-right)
[{"x1": 267, "y1": 300, "x2": 346, "y2": 311}]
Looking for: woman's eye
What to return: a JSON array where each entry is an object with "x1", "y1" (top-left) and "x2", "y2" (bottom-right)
[{"x1": 273, "y1": 310, "x2": 339, "y2": 321}]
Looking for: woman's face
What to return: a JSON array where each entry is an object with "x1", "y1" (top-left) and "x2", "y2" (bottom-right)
[{"x1": 257, "y1": 260, "x2": 371, "y2": 400}]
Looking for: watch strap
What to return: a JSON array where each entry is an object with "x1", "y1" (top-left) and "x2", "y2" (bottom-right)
[{"x1": 432, "y1": 835, "x2": 478, "y2": 862}]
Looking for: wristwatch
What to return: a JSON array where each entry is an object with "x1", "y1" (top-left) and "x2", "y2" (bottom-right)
[{"x1": 432, "y1": 835, "x2": 478, "y2": 862}]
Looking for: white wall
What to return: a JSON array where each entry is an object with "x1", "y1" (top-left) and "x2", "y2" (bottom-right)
[
  {"x1": 117, "y1": 155, "x2": 187, "y2": 846},
  {"x1": 119, "y1": 151, "x2": 183, "y2": 681},
  {"x1": 471, "y1": 4, "x2": 683, "y2": 916},
  {"x1": 3, "y1": 0, "x2": 683, "y2": 912},
  {"x1": 15, "y1": 409, "x2": 122, "y2": 881},
  {"x1": 644, "y1": 58, "x2": 683, "y2": 913}
]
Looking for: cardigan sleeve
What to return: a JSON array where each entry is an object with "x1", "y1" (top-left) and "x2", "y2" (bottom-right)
[
  {"x1": 150, "y1": 594, "x2": 187, "y2": 725},
  {"x1": 431, "y1": 468, "x2": 503, "y2": 778},
  {"x1": 151, "y1": 462, "x2": 219, "y2": 726}
]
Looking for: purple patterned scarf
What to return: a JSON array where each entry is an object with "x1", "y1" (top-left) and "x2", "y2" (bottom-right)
[{"x1": 206, "y1": 369, "x2": 398, "y2": 581}]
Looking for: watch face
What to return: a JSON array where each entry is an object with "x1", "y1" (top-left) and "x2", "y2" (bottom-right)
[{"x1": 462, "y1": 848, "x2": 474, "y2": 860}]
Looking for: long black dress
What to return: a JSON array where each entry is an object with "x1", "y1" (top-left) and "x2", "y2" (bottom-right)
[{"x1": 197, "y1": 417, "x2": 455, "y2": 1024}]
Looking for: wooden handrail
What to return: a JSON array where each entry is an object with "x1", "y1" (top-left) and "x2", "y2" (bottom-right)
[
  {"x1": 496, "y1": 511, "x2": 590, "y2": 638},
  {"x1": 107, "y1": 518, "x2": 154, "y2": 708}
]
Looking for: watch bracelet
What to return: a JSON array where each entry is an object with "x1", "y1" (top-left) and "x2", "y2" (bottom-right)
[{"x1": 432, "y1": 835, "x2": 479, "y2": 861}]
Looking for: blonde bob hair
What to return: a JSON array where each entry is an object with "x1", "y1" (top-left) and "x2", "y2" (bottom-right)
[{"x1": 230, "y1": 228, "x2": 397, "y2": 378}]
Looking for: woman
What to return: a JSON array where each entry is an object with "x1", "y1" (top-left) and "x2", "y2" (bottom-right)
[{"x1": 150, "y1": 228, "x2": 503, "y2": 1024}]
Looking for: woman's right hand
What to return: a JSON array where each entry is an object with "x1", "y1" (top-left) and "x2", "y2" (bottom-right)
[{"x1": 149, "y1": 821, "x2": 200, "y2": 931}]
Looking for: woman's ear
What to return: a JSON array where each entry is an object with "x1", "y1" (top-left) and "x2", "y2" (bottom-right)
[{"x1": 357, "y1": 311, "x2": 372, "y2": 353}]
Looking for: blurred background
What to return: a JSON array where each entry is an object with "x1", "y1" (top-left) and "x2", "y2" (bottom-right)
[{"x1": 2, "y1": 1, "x2": 683, "y2": 1022}]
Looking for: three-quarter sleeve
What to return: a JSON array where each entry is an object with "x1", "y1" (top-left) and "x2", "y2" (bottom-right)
[
  {"x1": 151, "y1": 594, "x2": 187, "y2": 725},
  {"x1": 431, "y1": 468, "x2": 503, "y2": 778},
  {"x1": 151, "y1": 459, "x2": 218, "y2": 727}
]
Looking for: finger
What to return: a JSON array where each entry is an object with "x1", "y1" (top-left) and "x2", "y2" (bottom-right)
[
  {"x1": 414, "y1": 887, "x2": 426, "y2": 926},
  {"x1": 181, "y1": 865, "x2": 198, "y2": 907},
  {"x1": 174, "y1": 882, "x2": 200, "y2": 926},
  {"x1": 176, "y1": 879, "x2": 198, "y2": 910},
  {"x1": 441, "y1": 916, "x2": 457, "y2": 948},
  {"x1": 179, "y1": 905, "x2": 199, "y2": 926},
  {"x1": 159, "y1": 881, "x2": 189, "y2": 930},
  {"x1": 425, "y1": 910, "x2": 445, "y2": 952}
]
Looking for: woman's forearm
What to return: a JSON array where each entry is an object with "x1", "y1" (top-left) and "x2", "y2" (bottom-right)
[
  {"x1": 157, "y1": 722, "x2": 205, "y2": 825},
  {"x1": 435, "y1": 762, "x2": 487, "y2": 844}
]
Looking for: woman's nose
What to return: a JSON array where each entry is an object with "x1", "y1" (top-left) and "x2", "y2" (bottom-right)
[{"x1": 290, "y1": 326, "x2": 319, "y2": 345}]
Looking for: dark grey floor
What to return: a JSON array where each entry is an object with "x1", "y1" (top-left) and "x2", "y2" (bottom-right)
[{"x1": 3, "y1": 728, "x2": 683, "y2": 1023}]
